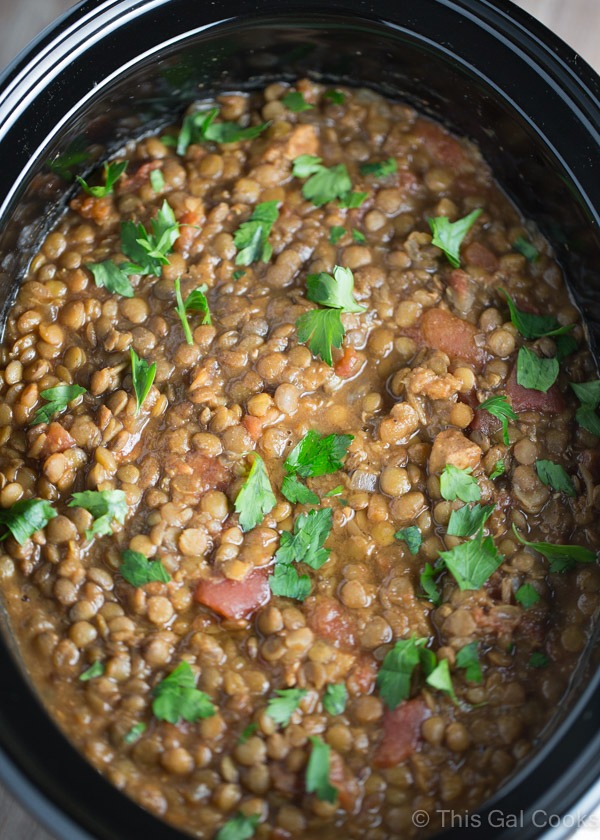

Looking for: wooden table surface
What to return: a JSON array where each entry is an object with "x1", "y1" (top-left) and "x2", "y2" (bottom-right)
[{"x1": 0, "y1": 1, "x2": 599, "y2": 838}]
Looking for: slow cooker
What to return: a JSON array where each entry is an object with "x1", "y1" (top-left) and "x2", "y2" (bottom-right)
[{"x1": 0, "y1": 1, "x2": 598, "y2": 838}]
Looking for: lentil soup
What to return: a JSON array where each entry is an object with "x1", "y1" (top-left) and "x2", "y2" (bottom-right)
[{"x1": 0, "y1": 80, "x2": 599, "y2": 839}]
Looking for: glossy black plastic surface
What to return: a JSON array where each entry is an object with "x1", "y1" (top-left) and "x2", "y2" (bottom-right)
[{"x1": 0, "y1": 2, "x2": 599, "y2": 839}]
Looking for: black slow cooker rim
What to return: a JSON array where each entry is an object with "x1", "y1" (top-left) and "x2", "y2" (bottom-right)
[{"x1": 0, "y1": 2, "x2": 599, "y2": 840}]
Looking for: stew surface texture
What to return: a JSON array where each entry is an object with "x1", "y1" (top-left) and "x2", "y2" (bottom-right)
[{"x1": 0, "y1": 80, "x2": 599, "y2": 840}]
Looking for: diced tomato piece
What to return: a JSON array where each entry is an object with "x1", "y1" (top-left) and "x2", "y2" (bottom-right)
[
  {"x1": 117, "y1": 160, "x2": 162, "y2": 193},
  {"x1": 463, "y1": 241, "x2": 499, "y2": 273},
  {"x1": 329, "y1": 751, "x2": 361, "y2": 812},
  {"x1": 184, "y1": 452, "x2": 229, "y2": 491},
  {"x1": 374, "y1": 698, "x2": 430, "y2": 768},
  {"x1": 421, "y1": 307, "x2": 484, "y2": 368},
  {"x1": 334, "y1": 346, "x2": 363, "y2": 379},
  {"x1": 69, "y1": 194, "x2": 112, "y2": 223},
  {"x1": 306, "y1": 598, "x2": 357, "y2": 650},
  {"x1": 505, "y1": 365, "x2": 565, "y2": 413},
  {"x1": 242, "y1": 414, "x2": 264, "y2": 441},
  {"x1": 518, "y1": 609, "x2": 546, "y2": 647},
  {"x1": 415, "y1": 118, "x2": 471, "y2": 170},
  {"x1": 449, "y1": 268, "x2": 470, "y2": 297},
  {"x1": 194, "y1": 568, "x2": 270, "y2": 621},
  {"x1": 39, "y1": 422, "x2": 76, "y2": 458},
  {"x1": 398, "y1": 169, "x2": 418, "y2": 194},
  {"x1": 470, "y1": 407, "x2": 499, "y2": 437},
  {"x1": 347, "y1": 654, "x2": 378, "y2": 695},
  {"x1": 174, "y1": 209, "x2": 203, "y2": 254}
]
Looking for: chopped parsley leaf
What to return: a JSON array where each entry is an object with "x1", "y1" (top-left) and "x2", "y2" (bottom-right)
[
  {"x1": 571, "y1": 380, "x2": 600, "y2": 407},
  {"x1": 216, "y1": 814, "x2": 259, "y2": 840},
  {"x1": 516, "y1": 346, "x2": 559, "y2": 392},
  {"x1": 420, "y1": 563, "x2": 442, "y2": 605},
  {"x1": 86, "y1": 260, "x2": 134, "y2": 298},
  {"x1": 515, "y1": 583, "x2": 540, "y2": 609},
  {"x1": 303, "y1": 163, "x2": 352, "y2": 207},
  {"x1": 130, "y1": 348, "x2": 157, "y2": 413},
  {"x1": 329, "y1": 226, "x2": 346, "y2": 244},
  {"x1": 477, "y1": 395, "x2": 518, "y2": 446},
  {"x1": 292, "y1": 156, "x2": 354, "y2": 207},
  {"x1": 296, "y1": 308, "x2": 345, "y2": 366},
  {"x1": 237, "y1": 722, "x2": 258, "y2": 744},
  {"x1": 76, "y1": 160, "x2": 127, "y2": 197},
  {"x1": 306, "y1": 265, "x2": 365, "y2": 314},
  {"x1": 266, "y1": 688, "x2": 307, "y2": 727},
  {"x1": 269, "y1": 562, "x2": 312, "y2": 601},
  {"x1": 281, "y1": 474, "x2": 320, "y2": 505},
  {"x1": 426, "y1": 658, "x2": 457, "y2": 703},
  {"x1": 489, "y1": 460, "x2": 505, "y2": 480},
  {"x1": 500, "y1": 288, "x2": 572, "y2": 340},
  {"x1": 456, "y1": 642, "x2": 483, "y2": 683},
  {"x1": 359, "y1": 158, "x2": 397, "y2": 177},
  {"x1": 31, "y1": 384, "x2": 86, "y2": 426},
  {"x1": 324, "y1": 485, "x2": 344, "y2": 498},
  {"x1": 576, "y1": 405, "x2": 600, "y2": 436},
  {"x1": 174, "y1": 277, "x2": 211, "y2": 344},
  {"x1": 0, "y1": 498, "x2": 57, "y2": 545},
  {"x1": 395, "y1": 525, "x2": 422, "y2": 555},
  {"x1": 282, "y1": 91, "x2": 313, "y2": 112},
  {"x1": 428, "y1": 209, "x2": 482, "y2": 268},
  {"x1": 121, "y1": 199, "x2": 180, "y2": 277},
  {"x1": 323, "y1": 683, "x2": 348, "y2": 716},
  {"x1": 297, "y1": 265, "x2": 364, "y2": 365},
  {"x1": 439, "y1": 529, "x2": 503, "y2": 590},
  {"x1": 68, "y1": 489, "x2": 127, "y2": 540},
  {"x1": 152, "y1": 661, "x2": 215, "y2": 723},
  {"x1": 292, "y1": 154, "x2": 323, "y2": 178},
  {"x1": 535, "y1": 459, "x2": 576, "y2": 497},
  {"x1": 512, "y1": 236, "x2": 539, "y2": 262},
  {"x1": 376, "y1": 636, "x2": 425, "y2": 710},
  {"x1": 439, "y1": 465, "x2": 481, "y2": 503},
  {"x1": 124, "y1": 722, "x2": 146, "y2": 744},
  {"x1": 512, "y1": 524, "x2": 595, "y2": 572},
  {"x1": 275, "y1": 508, "x2": 333, "y2": 570},
  {"x1": 324, "y1": 89, "x2": 345, "y2": 104},
  {"x1": 79, "y1": 661, "x2": 104, "y2": 681},
  {"x1": 306, "y1": 736, "x2": 337, "y2": 803},
  {"x1": 571, "y1": 381, "x2": 600, "y2": 435},
  {"x1": 234, "y1": 453, "x2": 276, "y2": 532},
  {"x1": 177, "y1": 107, "x2": 269, "y2": 154},
  {"x1": 119, "y1": 549, "x2": 171, "y2": 587},
  {"x1": 447, "y1": 504, "x2": 495, "y2": 538},
  {"x1": 233, "y1": 201, "x2": 279, "y2": 266},
  {"x1": 149, "y1": 168, "x2": 164, "y2": 192},
  {"x1": 284, "y1": 430, "x2": 353, "y2": 479},
  {"x1": 338, "y1": 191, "x2": 368, "y2": 209},
  {"x1": 529, "y1": 652, "x2": 549, "y2": 669}
]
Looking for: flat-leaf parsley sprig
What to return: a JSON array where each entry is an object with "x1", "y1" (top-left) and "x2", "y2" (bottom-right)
[
  {"x1": 77, "y1": 160, "x2": 127, "y2": 197},
  {"x1": 296, "y1": 265, "x2": 364, "y2": 366},
  {"x1": 428, "y1": 208, "x2": 482, "y2": 268},
  {"x1": 292, "y1": 155, "x2": 366, "y2": 208},
  {"x1": 175, "y1": 107, "x2": 270, "y2": 155},
  {"x1": 174, "y1": 277, "x2": 211, "y2": 345},
  {"x1": 233, "y1": 201, "x2": 279, "y2": 266},
  {"x1": 234, "y1": 453, "x2": 276, "y2": 532}
]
